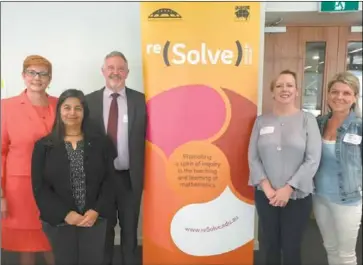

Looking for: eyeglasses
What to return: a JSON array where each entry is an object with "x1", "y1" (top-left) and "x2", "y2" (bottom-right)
[{"x1": 25, "y1": 70, "x2": 50, "y2": 78}]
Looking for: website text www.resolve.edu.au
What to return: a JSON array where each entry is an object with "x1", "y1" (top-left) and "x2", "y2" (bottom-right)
[{"x1": 185, "y1": 216, "x2": 239, "y2": 233}]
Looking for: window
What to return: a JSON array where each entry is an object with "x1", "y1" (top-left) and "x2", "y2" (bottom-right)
[{"x1": 302, "y1": 42, "x2": 326, "y2": 117}]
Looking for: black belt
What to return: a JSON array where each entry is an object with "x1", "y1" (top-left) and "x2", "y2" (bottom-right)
[{"x1": 115, "y1": 169, "x2": 129, "y2": 174}]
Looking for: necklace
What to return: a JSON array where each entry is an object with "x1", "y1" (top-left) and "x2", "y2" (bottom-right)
[{"x1": 65, "y1": 133, "x2": 82, "y2": 136}]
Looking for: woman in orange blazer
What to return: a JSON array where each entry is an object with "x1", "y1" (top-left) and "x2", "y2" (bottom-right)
[{"x1": 1, "y1": 55, "x2": 57, "y2": 265}]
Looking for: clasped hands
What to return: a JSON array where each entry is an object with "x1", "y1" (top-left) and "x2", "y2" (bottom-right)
[
  {"x1": 64, "y1": 209, "x2": 99, "y2": 227},
  {"x1": 260, "y1": 179, "x2": 294, "y2": 207}
]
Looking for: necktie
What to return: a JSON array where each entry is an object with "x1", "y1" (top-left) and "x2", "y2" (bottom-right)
[{"x1": 107, "y1": 93, "x2": 120, "y2": 150}]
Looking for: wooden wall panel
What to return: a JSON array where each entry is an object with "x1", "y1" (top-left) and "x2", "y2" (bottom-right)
[{"x1": 262, "y1": 27, "x2": 300, "y2": 113}]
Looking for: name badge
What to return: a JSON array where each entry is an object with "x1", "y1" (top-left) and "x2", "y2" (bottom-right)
[
  {"x1": 123, "y1": 114, "x2": 128, "y2": 123},
  {"x1": 260, "y1": 126, "x2": 275, "y2": 135},
  {"x1": 343, "y1": 133, "x2": 362, "y2": 145}
]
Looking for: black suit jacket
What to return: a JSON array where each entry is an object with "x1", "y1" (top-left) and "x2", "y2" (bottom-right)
[
  {"x1": 86, "y1": 87, "x2": 147, "y2": 203},
  {"x1": 31, "y1": 133, "x2": 115, "y2": 226}
]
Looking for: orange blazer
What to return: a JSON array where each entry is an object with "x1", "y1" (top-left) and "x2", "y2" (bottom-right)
[{"x1": 1, "y1": 90, "x2": 57, "y2": 194}]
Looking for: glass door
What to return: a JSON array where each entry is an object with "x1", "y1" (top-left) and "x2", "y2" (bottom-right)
[{"x1": 302, "y1": 42, "x2": 327, "y2": 117}]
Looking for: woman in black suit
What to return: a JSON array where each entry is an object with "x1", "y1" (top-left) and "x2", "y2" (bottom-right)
[{"x1": 31, "y1": 89, "x2": 115, "y2": 265}]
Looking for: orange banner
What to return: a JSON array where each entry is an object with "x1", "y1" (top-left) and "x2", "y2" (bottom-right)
[{"x1": 141, "y1": 3, "x2": 261, "y2": 265}]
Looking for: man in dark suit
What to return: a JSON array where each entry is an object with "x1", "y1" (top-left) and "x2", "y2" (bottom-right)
[{"x1": 86, "y1": 51, "x2": 146, "y2": 265}]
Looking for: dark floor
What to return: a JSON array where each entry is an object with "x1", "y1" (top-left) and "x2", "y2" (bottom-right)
[{"x1": 2, "y1": 219, "x2": 362, "y2": 265}]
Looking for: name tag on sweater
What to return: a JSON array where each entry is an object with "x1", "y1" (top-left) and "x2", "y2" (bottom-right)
[
  {"x1": 260, "y1": 126, "x2": 274, "y2": 135},
  {"x1": 343, "y1": 133, "x2": 362, "y2": 145},
  {"x1": 123, "y1": 114, "x2": 128, "y2": 123}
]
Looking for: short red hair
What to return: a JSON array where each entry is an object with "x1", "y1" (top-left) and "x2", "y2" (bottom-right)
[{"x1": 23, "y1": 55, "x2": 52, "y2": 76}]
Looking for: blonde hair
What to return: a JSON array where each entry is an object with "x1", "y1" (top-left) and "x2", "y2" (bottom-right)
[
  {"x1": 327, "y1": 71, "x2": 361, "y2": 117},
  {"x1": 270, "y1": 69, "x2": 298, "y2": 92},
  {"x1": 23, "y1": 55, "x2": 52, "y2": 77}
]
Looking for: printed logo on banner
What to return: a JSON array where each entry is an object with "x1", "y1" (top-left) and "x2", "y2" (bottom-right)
[
  {"x1": 146, "y1": 41, "x2": 253, "y2": 66},
  {"x1": 235, "y1": 6, "x2": 250, "y2": 21},
  {"x1": 148, "y1": 8, "x2": 182, "y2": 20}
]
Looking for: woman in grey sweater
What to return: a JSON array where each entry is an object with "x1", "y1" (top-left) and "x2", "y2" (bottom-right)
[{"x1": 248, "y1": 70, "x2": 322, "y2": 265}]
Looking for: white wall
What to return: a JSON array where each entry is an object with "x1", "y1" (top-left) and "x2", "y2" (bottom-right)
[
  {"x1": 1, "y1": 2, "x2": 143, "y2": 98},
  {"x1": 1, "y1": 1, "x2": 144, "y2": 245}
]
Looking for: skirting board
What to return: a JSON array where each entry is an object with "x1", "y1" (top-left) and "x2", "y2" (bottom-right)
[{"x1": 114, "y1": 235, "x2": 260, "y2": 250}]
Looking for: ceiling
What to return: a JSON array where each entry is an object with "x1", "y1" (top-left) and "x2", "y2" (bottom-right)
[{"x1": 265, "y1": 11, "x2": 362, "y2": 26}]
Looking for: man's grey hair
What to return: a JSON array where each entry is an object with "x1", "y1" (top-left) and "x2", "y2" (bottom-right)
[{"x1": 104, "y1": 51, "x2": 128, "y2": 64}]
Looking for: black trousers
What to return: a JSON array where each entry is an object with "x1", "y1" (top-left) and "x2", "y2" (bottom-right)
[
  {"x1": 42, "y1": 218, "x2": 107, "y2": 265},
  {"x1": 104, "y1": 170, "x2": 141, "y2": 265},
  {"x1": 255, "y1": 190, "x2": 312, "y2": 265}
]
